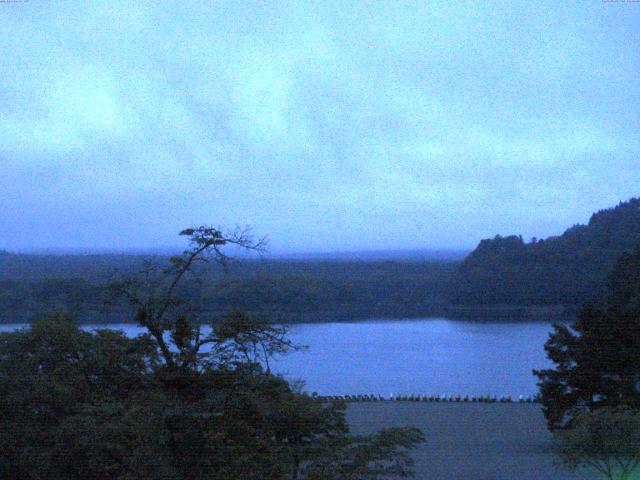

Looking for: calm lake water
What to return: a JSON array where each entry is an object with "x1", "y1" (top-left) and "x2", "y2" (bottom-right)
[{"x1": 0, "y1": 318, "x2": 557, "y2": 397}]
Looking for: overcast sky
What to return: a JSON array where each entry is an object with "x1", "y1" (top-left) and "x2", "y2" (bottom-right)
[{"x1": 1, "y1": 1, "x2": 639, "y2": 254}]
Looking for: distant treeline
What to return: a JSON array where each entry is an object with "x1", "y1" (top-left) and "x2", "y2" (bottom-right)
[
  {"x1": 2, "y1": 197, "x2": 639, "y2": 323},
  {"x1": 449, "y1": 198, "x2": 640, "y2": 306},
  {"x1": 0, "y1": 258, "x2": 456, "y2": 323}
]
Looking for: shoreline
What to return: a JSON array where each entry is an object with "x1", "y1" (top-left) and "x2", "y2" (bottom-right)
[{"x1": 0, "y1": 304, "x2": 578, "y2": 325}]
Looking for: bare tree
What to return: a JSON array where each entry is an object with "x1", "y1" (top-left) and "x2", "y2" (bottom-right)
[{"x1": 109, "y1": 226, "x2": 268, "y2": 369}]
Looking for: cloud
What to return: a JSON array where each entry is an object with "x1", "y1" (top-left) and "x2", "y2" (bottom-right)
[{"x1": 0, "y1": 1, "x2": 639, "y2": 251}]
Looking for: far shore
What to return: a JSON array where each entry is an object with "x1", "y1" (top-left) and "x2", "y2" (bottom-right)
[{"x1": 0, "y1": 304, "x2": 578, "y2": 326}]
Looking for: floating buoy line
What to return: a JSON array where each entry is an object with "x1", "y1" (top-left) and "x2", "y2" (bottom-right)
[{"x1": 310, "y1": 393, "x2": 541, "y2": 403}]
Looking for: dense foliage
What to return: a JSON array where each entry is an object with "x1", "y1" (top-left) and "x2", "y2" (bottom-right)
[
  {"x1": 0, "y1": 226, "x2": 425, "y2": 479},
  {"x1": 450, "y1": 198, "x2": 640, "y2": 306},
  {"x1": 0, "y1": 316, "x2": 423, "y2": 479},
  {"x1": 534, "y1": 246, "x2": 640, "y2": 430}
]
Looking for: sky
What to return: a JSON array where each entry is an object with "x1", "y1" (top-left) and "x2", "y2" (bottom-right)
[{"x1": 1, "y1": 1, "x2": 639, "y2": 254}]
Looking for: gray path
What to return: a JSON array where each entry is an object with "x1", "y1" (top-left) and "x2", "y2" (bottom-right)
[{"x1": 347, "y1": 402, "x2": 597, "y2": 480}]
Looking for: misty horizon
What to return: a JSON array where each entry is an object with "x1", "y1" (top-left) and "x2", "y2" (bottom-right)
[{"x1": 3, "y1": 244, "x2": 470, "y2": 260}]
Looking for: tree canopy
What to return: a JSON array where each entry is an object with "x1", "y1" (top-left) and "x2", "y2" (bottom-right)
[
  {"x1": 534, "y1": 246, "x2": 640, "y2": 430},
  {"x1": 0, "y1": 226, "x2": 425, "y2": 479}
]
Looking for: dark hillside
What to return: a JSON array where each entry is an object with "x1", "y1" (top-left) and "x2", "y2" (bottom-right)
[{"x1": 450, "y1": 198, "x2": 640, "y2": 306}]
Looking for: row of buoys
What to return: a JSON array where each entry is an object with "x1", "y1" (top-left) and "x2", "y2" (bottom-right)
[{"x1": 311, "y1": 393, "x2": 541, "y2": 403}]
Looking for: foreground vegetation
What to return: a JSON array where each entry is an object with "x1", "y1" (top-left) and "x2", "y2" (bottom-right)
[{"x1": 0, "y1": 227, "x2": 424, "y2": 479}]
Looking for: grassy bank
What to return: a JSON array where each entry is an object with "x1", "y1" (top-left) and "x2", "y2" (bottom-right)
[{"x1": 346, "y1": 402, "x2": 597, "y2": 480}]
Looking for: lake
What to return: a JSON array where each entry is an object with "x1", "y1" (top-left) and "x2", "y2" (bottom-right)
[{"x1": 0, "y1": 318, "x2": 557, "y2": 398}]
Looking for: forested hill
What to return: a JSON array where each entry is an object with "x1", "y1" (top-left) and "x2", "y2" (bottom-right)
[
  {"x1": 450, "y1": 198, "x2": 640, "y2": 306},
  {"x1": 0, "y1": 255, "x2": 456, "y2": 324}
]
